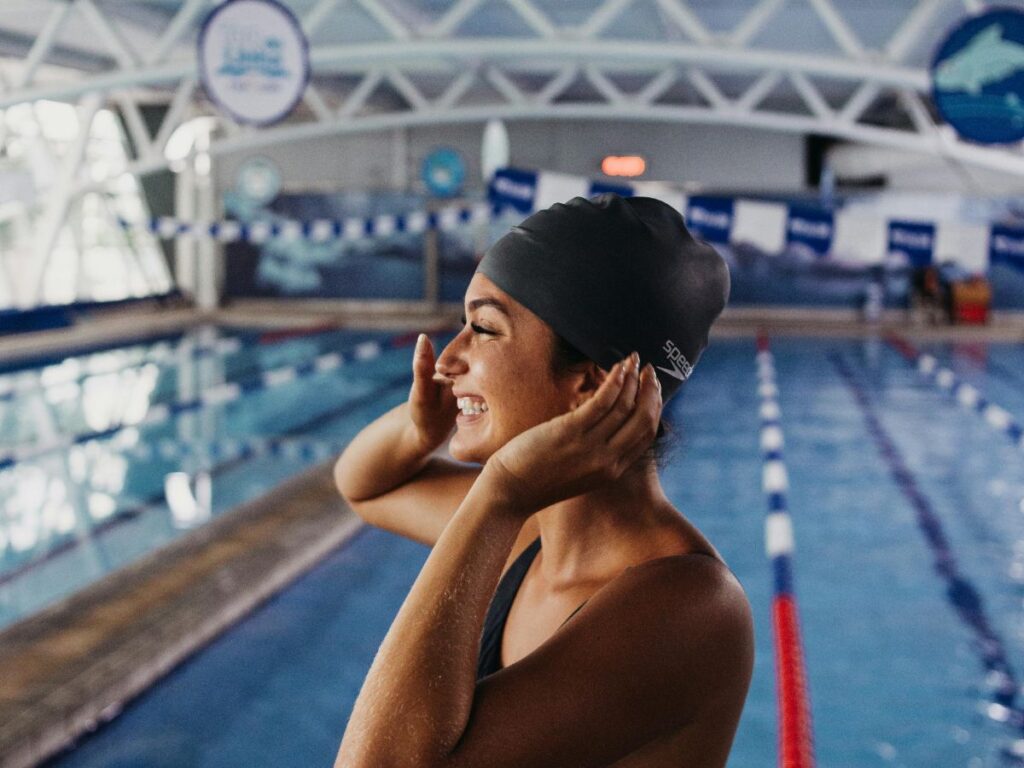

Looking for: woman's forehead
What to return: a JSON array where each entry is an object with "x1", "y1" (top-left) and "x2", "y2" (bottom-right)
[
  {"x1": 465, "y1": 272, "x2": 551, "y2": 335},
  {"x1": 467, "y1": 271, "x2": 501, "y2": 296},
  {"x1": 465, "y1": 272, "x2": 516, "y2": 312}
]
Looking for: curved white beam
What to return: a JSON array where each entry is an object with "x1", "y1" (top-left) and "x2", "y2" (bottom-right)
[
  {"x1": 0, "y1": 61, "x2": 189, "y2": 110},
  {"x1": 0, "y1": 38, "x2": 930, "y2": 110},
  {"x1": 311, "y1": 40, "x2": 929, "y2": 88}
]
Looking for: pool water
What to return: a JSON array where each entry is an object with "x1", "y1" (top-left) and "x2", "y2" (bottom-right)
[
  {"x1": 17, "y1": 333, "x2": 1024, "y2": 767},
  {"x1": 0, "y1": 325, "x2": 417, "y2": 629}
]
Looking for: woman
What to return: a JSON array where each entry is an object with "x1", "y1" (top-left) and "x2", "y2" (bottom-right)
[{"x1": 333, "y1": 194, "x2": 754, "y2": 767}]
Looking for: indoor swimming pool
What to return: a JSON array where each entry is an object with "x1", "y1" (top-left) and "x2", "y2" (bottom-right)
[{"x1": 7, "y1": 331, "x2": 1024, "y2": 766}]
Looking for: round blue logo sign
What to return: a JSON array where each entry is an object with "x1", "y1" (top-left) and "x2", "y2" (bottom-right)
[
  {"x1": 198, "y1": 0, "x2": 310, "y2": 127},
  {"x1": 932, "y1": 8, "x2": 1024, "y2": 144},
  {"x1": 422, "y1": 148, "x2": 466, "y2": 198}
]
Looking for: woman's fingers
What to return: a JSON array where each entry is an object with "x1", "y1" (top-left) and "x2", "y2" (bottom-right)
[
  {"x1": 614, "y1": 353, "x2": 643, "y2": 425},
  {"x1": 573, "y1": 355, "x2": 630, "y2": 431},
  {"x1": 605, "y1": 363, "x2": 662, "y2": 459},
  {"x1": 589, "y1": 352, "x2": 643, "y2": 440}
]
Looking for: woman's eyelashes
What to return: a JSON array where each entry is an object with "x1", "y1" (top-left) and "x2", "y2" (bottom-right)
[{"x1": 459, "y1": 314, "x2": 494, "y2": 334}]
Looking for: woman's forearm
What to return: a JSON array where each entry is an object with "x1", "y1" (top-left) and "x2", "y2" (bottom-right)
[
  {"x1": 335, "y1": 471, "x2": 524, "y2": 768},
  {"x1": 333, "y1": 402, "x2": 443, "y2": 502}
]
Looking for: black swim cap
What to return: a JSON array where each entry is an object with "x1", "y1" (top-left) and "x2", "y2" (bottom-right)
[{"x1": 476, "y1": 193, "x2": 730, "y2": 403}]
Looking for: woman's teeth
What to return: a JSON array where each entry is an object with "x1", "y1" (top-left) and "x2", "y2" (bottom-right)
[{"x1": 457, "y1": 397, "x2": 488, "y2": 415}]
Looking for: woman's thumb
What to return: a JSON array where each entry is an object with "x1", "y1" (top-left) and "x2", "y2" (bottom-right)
[{"x1": 413, "y1": 333, "x2": 434, "y2": 375}]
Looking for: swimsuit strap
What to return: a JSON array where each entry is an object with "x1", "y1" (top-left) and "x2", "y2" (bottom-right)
[{"x1": 477, "y1": 536, "x2": 542, "y2": 680}]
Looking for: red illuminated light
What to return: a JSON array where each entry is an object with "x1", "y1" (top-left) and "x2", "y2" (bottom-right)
[{"x1": 601, "y1": 155, "x2": 646, "y2": 177}]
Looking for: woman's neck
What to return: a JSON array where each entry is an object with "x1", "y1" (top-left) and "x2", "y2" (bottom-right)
[{"x1": 531, "y1": 460, "x2": 680, "y2": 591}]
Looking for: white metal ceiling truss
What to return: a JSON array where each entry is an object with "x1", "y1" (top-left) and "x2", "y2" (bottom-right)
[{"x1": 0, "y1": 0, "x2": 1015, "y2": 205}]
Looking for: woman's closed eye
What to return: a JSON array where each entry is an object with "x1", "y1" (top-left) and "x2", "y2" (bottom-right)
[{"x1": 460, "y1": 314, "x2": 494, "y2": 334}]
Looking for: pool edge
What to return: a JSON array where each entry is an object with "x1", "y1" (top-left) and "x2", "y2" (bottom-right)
[{"x1": 0, "y1": 460, "x2": 363, "y2": 768}]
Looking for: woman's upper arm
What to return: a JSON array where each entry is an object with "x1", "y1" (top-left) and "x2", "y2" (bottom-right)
[
  {"x1": 344, "y1": 456, "x2": 481, "y2": 547},
  {"x1": 445, "y1": 557, "x2": 755, "y2": 768}
]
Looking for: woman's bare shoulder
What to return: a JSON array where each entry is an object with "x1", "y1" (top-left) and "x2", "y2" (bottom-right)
[
  {"x1": 642, "y1": 546, "x2": 748, "y2": 633},
  {"x1": 447, "y1": 538, "x2": 753, "y2": 767},
  {"x1": 621, "y1": 547, "x2": 748, "y2": 619},
  {"x1": 610, "y1": 546, "x2": 753, "y2": 684},
  {"x1": 606, "y1": 551, "x2": 755, "y2": 715}
]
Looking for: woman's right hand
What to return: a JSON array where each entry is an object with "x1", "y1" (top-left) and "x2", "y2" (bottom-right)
[{"x1": 408, "y1": 333, "x2": 459, "y2": 452}]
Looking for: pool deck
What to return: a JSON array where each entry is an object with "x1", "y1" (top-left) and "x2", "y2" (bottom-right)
[
  {"x1": 220, "y1": 300, "x2": 1024, "y2": 342},
  {"x1": 714, "y1": 306, "x2": 1024, "y2": 341},
  {"x1": 2, "y1": 304, "x2": 1023, "y2": 367},
  {"x1": 0, "y1": 307, "x2": 202, "y2": 367},
  {"x1": 0, "y1": 462, "x2": 363, "y2": 768}
]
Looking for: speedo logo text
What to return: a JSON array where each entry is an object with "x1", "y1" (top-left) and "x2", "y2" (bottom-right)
[{"x1": 656, "y1": 339, "x2": 694, "y2": 382}]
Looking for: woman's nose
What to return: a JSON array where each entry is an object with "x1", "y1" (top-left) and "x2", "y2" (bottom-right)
[{"x1": 434, "y1": 334, "x2": 468, "y2": 378}]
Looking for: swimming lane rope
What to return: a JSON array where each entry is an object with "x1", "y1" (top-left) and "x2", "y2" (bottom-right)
[
  {"x1": 0, "y1": 330, "x2": 442, "y2": 473},
  {"x1": 755, "y1": 333, "x2": 816, "y2": 768},
  {"x1": 118, "y1": 202, "x2": 499, "y2": 244},
  {"x1": 886, "y1": 334, "x2": 1024, "y2": 451},
  {"x1": 0, "y1": 335, "x2": 243, "y2": 403}
]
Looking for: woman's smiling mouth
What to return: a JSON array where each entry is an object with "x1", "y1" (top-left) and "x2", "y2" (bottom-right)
[{"x1": 456, "y1": 396, "x2": 488, "y2": 423}]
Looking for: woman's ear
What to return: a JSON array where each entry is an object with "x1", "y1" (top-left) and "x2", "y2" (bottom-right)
[{"x1": 568, "y1": 361, "x2": 606, "y2": 410}]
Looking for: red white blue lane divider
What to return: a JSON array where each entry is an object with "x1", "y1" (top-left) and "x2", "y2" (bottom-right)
[
  {"x1": 0, "y1": 330, "x2": 444, "y2": 473},
  {"x1": 887, "y1": 334, "x2": 1024, "y2": 450},
  {"x1": 832, "y1": 352, "x2": 1024, "y2": 764},
  {"x1": 756, "y1": 334, "x2": 816, "y2": 768},
  {"x1": 117, "y1": 201, "x2": 498, "y2": 243},
  {"x1": 0, "y1": 335, "x2": 243, "y2": 404}
]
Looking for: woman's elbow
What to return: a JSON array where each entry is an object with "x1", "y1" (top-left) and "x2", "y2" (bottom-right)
[
  {"x1": 332, "y1": 453, "x2": 351, "y2": 499},
  {"x1": 333, "y1": 453, "x2": 367, "y2": 507}
]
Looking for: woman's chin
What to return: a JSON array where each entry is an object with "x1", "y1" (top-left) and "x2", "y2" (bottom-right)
[{"x1": 449, "y1": 433, "x2": 495, "y2": 465}]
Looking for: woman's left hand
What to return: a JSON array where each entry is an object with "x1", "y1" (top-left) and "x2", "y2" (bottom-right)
[{"x1": 482, "y1": 352, "x2": 663, "y2": 517}]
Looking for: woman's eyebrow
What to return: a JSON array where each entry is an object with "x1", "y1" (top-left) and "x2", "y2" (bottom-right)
[{"x1": 466, "y1": 297, "x2": 511, "y2": 317}]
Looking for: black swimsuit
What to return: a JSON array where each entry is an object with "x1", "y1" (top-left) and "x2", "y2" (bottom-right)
[
  {"x1": 476, "y1": 537, "x2": 721, "y2": 680},
  {"x1": 477, "y1": 536, "x2": 588, "y2": 680}
]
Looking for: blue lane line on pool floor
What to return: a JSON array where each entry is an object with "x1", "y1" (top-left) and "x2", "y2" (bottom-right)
[{"x1": 831, "y1": 352, "x2": 1024, "y2": 764}]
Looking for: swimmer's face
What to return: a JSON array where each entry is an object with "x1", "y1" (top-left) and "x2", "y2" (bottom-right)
[{"x1": 435, "y1": 272, "x2": 600, "y2": 464}]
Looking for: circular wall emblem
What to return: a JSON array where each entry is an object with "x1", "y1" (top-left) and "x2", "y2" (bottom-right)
[
  {"x1": 198, "y1": 0, "x2": 310, "y2": 127},
  {"x1": 236, "y1": 156, "x2": 282, "y2": 204},
  {"x1": 932, "y1": 8, "x2": 1024, "y2": 144},
  {"x1": 422, "y1": 148, "x2": 466, "y2": 198}
]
